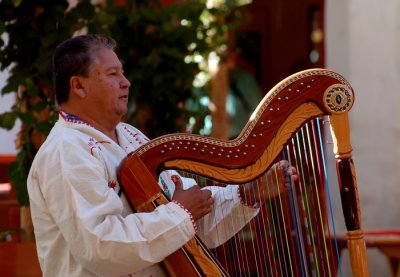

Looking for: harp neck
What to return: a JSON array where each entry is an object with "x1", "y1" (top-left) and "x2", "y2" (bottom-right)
[{"x1": 126, "y1": 68, "x2": 354, "y2": 183}]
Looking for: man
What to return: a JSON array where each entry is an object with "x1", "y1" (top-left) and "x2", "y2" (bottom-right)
[{"x1": 28, "y1": 34, "x2": 296, "y2": 276}]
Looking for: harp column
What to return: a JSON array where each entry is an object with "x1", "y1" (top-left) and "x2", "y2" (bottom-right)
[{"x1": 325, "y1": 84, "x2": 369, "y2": 277}]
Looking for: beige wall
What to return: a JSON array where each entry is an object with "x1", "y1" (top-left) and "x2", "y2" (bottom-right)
[
  {"x1": 0, "y1": 69, "x2": 19, "y2": 155},
  {"x1": 326, "y1": 0, "x2": 400, "y2": 275}
]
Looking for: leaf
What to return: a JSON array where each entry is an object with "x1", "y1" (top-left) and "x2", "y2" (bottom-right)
[
  {"x1": 11, "y1": 0, "x2": 22, "y2": 8},
  {"x1": 0, "y1": 111, "x2": 17, "y2": 130},
  {"x1": 19, "y1": 112, "x2": 37, "y2": 125},
  {"x1": 35, "y1": 121, "x2": 53, "y2": 134},
  {"x1": 0, "y1": 0, "x2": 241, "y2": 205}
]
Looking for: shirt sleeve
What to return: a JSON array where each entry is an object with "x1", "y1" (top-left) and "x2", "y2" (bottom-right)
[
  {"x1": 119, "y1": 123, "x2": 258, "y2": 250},
  {"x1": 28, "y1": 136, "x2": 196, "y2": 276},
  {"x1": 196, "y1": 184, "x2": 259, "y2": 248},
  {"x1": 158, "y1": 170, "x2": 259, "y2": 249}
]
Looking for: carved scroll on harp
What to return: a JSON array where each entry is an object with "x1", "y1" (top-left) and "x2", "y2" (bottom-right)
[{"x1": 117, "y1": 68, "x2": 369, "y2": 276}]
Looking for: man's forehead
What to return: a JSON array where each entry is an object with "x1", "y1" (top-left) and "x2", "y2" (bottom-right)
[{"x1": 90, "y1": 49, "x2": 122, "y2": 70}]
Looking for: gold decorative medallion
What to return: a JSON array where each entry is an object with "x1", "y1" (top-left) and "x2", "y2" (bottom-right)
[{"x1": 323, "y1": 84, "x2": 354, "y2": 114}]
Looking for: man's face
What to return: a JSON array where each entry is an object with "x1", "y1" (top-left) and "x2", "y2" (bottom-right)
[{"x1": 81, "y1": 48, "x2": 130, "y2": 120}]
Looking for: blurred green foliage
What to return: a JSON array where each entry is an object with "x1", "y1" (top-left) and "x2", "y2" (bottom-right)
[{"x1": 0, "y1": 0, "x2": 243, "y2": 205}]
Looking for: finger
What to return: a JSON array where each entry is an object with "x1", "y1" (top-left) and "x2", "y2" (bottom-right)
[
  {"x1": 283, "y1": 166, "x2": 292, "y2": 184},
  {"x1": 279, "y1": 160, "x2": 289, "y2": 168},
  {"x1": 291, "y1": 173, "x2": 299, "y2": 182},
  {"x1": 270, "y1": 160, "x2": 288, "y2": 173},
  {"x1": 286, "y1": 166, "x2": 297, "y2": 176},
  {"x1": 202, "y1": 189, "x2": 212, "y2": 200},
  {"x1": 171, "y1": 175, "x2": 183, "y2": 190},
  {"x1": 266, "y1": 161, "x2": 293, "y2": 186},
  {"x1": 201, "y1": 189, "x2": 214, "y2": 208},
  {"x1": 207, "y1": 196, "x2": 215, "y2": 206},
  {"x1": 285, "y1": 170, "x2": 299, "y2": 185}
]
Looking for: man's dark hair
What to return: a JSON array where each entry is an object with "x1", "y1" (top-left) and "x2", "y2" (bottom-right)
[{"x1": 53, "y1": 34, "x2": 117, "y2": 105}]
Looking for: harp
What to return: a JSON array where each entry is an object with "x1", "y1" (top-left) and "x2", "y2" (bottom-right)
[{"x1": 118, "y1": 68, "x2": 369, "y2": 276}]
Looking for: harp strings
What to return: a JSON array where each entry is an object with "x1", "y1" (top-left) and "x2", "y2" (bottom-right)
[
  {"x1": 285, "y1": 117, "x2": 341, "y2": 277},
  {"x1": 178, "y1": 118, "x2": 341, "y2": 276},
  {"x1": 315, "y1": 118, "x2": 343, "y2": 277},
  {"x1": 297, "y1": 120, "x2": 324, "y2": 275}
]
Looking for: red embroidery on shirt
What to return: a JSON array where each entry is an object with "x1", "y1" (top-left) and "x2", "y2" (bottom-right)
[
  {"x1": 59, "y1": 111, "x2": 92, "y2": 127},
  {"x1": 88, "y1": 138, "x2": 111, "y2": 155},
  {"x1": 123, "y1": 125, "x2": 149, "y2": 145},
  {"x1": 108, "y1": 180, "x2": 117, "y2": 190}
]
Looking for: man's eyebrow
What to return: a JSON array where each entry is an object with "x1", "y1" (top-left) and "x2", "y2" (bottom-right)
[{"x1": 106, "y1": 65, "x2": 124, "y2": 71}]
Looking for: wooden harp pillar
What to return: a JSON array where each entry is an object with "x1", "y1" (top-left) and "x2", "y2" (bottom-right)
[
  {"x1": 118, "y1": 68, "x2": 369, "y2": 276},
  {"x1": 330, "y1": 109, "x2": 369, "y2": 275}
]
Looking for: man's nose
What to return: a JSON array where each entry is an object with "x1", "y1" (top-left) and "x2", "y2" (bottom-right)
[{"x1": 121, "y1": 75, "x2": 131, "y2": 88}]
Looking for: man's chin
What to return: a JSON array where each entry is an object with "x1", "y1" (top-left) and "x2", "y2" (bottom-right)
[{"x1": 119, "y1": 110, "x2": 129, "y2": 121}]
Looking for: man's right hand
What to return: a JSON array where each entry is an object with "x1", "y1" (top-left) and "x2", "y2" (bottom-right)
[{"x1": 171, "y1": 175, "x2": 215, "y2": 221}]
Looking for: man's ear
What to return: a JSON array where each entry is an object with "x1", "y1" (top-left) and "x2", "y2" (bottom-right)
[{"x1": 70, "y1": 76, "x2": 86, "y2": 98}]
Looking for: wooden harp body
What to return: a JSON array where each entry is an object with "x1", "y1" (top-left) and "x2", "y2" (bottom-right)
[{"x1": 118, "y1": 68, "x2": 369, "y2": 276}]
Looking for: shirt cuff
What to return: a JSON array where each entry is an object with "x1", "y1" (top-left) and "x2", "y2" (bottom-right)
[
  {"x1": 170, "y1": 200, "x2": 198, "y2": 234},
  {"x1": 237, "y1": 185, "x2": 259, "y2": 209}
]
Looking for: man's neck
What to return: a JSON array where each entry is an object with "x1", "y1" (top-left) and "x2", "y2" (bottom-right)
[{"x1": 60, "y1": 106, "x2": 120, "y2": 144}]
